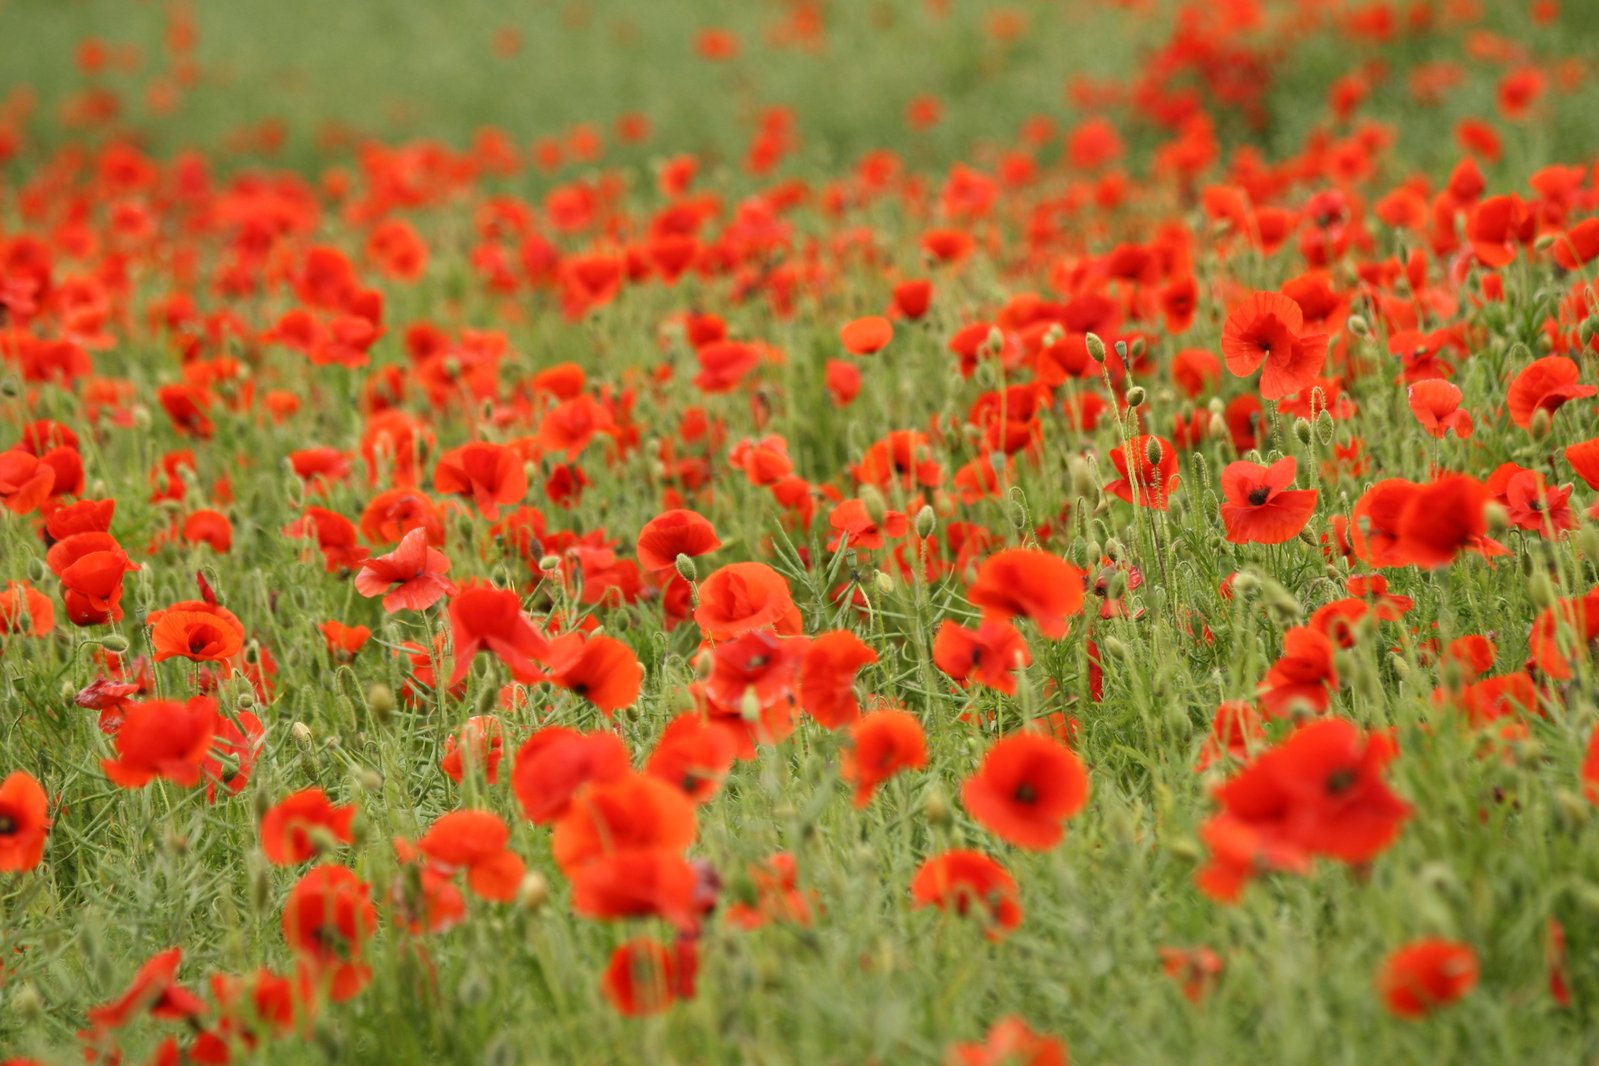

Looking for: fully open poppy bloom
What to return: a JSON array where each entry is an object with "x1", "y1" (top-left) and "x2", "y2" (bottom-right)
[
  {"x1": 1488, "y1": 462, "x2": 1575, "y2": 537},
  {"x1": 946, "y1": 1016, "x2": 1067, "y2": 1066},
  {"x1": 552, "y1": 773, "x2": 697, "y2": 875},
  {"x1": 84, "y1": 948, "x2": 206, "y2": 1032},
  {"x1": 1526, "y1": 587, "x2": 1599, "y2": 681},
  {"x1": 417, "y1": 810, "x2": 525, "y2": 902},
  {"x1": 0, "y1": 771, "x2": 49, "y2": 871},
  {"x1": 1197, "y1": 718, "x2": 1409, "y2": 902},
  {"x1": 260, "y1": 788, "x2": 357, "y2": 866},
  {"x1": 511, "y1": 726, "x2": 630, "y2": 824},
  {"x1": 962, "y1": 732, "x2": 1089, "y2": 850},
  {"x1": 1376, "y1": 939, "x2": 1479, "y2": 1019},
  {"x1": 636, "y1": 509, "x2": 721, "y2": 573},
  {"x1": 1395, "y1": 474, "x2": 1492, "y2": 568},
  {"x1": 0, "y1": 581, "x2": 54, "y2": 640},
  {"x1": 102, "y1": 696, "x2": 219, "y2": 789},
  {"x1": 910, "y1": 850, "x2": 1022, "y2": 940},
  {"x1": 965, "y1": 549, "x2": 1084, "y2": 638},
  {"x1": 446, "y1": 582, "x2": 552, "y2": 685},
  {"x1": 1221, "y1": 291, "x2": 1328, "y2": 399},
  {"x1": 433, "y1": 441, "x2": 528, "y2": 519},
  {"x1": 1506, "y1": 356, "x2": 1595, "y2": 430},
  {"x1": 1219, "y1": 457, "x2": 1318, "y2": 545},
  {"x1": 148, "y1": 600, "x2": 246, "y2": 664},
  {"x1": 933, "y1": 618, "x2": 1031, "y2": 694},
  {"x1": 692, "y1": 562, "x2": 802, "y2": 639},
  {"x1": 1407, "y1": 379, "x2": 1473, "y2": 439},
  {"x1": 1258, "y1": 626, "x2": 1338, "y2": 717},
  {"x1": 1105, "y1": 434, "x2": 1179, "y2": 510},
  {"x1": 842, "y1": 707, "x2": 928, "y2": 806},
  {"x1": 569, "y1": 848, "x2": 701, "y2": 927},
  {"x1": 281, "y1": 864, "x2": 378, "y2": 1003},
  {"x1": 1351, "y1": 479, "x2": 1421, "y2": 568},
  {"x1": 791, "y1": 629, "x2": 875, "y2": 728},
  {"x1": 839, "y1": 315, "x2": 893, "y2": 355},
  {"x1": 646, "y1": 714, "x2": 739, "y2": 803},
  {"x1": 601, "y1": 938, "x2": 698, "y2": 1017},
  {"x1": 354, "y1": 526, "x2": 454, "y2": 612}
]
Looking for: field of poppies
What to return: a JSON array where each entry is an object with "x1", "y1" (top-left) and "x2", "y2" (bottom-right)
[{"x1": 5, "y1": 0, "x2": 1599, "y2": 1062}]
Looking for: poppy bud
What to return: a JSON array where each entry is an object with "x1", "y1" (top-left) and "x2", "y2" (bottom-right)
[
  {"x1": 1485, "y1": 502, "x2": 1509, "y2": 533},
  {"x1": 1084, "y1": 332, "x2": 1107, "y2": 362},
  {"x1": 914, "y1": 504, "x2": 936, "y2": 538},
  {"x1": 517, "y1": 870, "x2": 550, "y2": 912},
  {"x1": 1168, "y1": 837, "x2": 1202, "y2": 862},
  {"x1": 1131, "y1": 337, "x2": 1146, "y2": 360},
  {"x1": 367, "y1": 682, "x2": 396, "y2": 722},
  {"x1": 1043, "y1": 323, "x2": 1065, "y2": 347},
  {"x1": 984, "y1": 327, "x2": 1004, "y2": 357},
  {"x1": 1124, "y1": 385, "x2": 1146, "y2": 408},
  {"x1": 1101, "y1": 636, "x2": 1130, "y2": 660},
  {"x1": 1575, "y1": 525, "x2": 1599, "y2": 559},
  {"x1": 1555, "y1": 789, "x2": 1590, "y2": 828},
  {"x1": 132, "y1": 405, "x2": 153, "y2": 431},
  {"x1": 1293, "y1": 418, "x2": 1313, "y2": 445},
  {"x1": 11, "y1": 982, "x2": 43, "y2": 1024},
  {"x1": 291, "y1": 721, "x2": 313, "y2": 748},
  {"x1": 357, "y1": 768, "x2": 384, "y2": 792},
  {"x1": 1115, "y1": 340, "x2": 1129, "y2": 363},
  {"x1": 739, "y1": 686, "x2": 762, "y2": 722},
  {"x1": 1535, "y1": 233, "x2": 1558, "y2": 251},
  {"x1": 99, "y1": 633, "x2": 131, "y2": 654},
  {"x1": 1528, "y1": 570, "x2": 1558, "y2": 609},
  {"x1": 672, "y1": 552, "x2": 699, "y2": 583},
  {"x1": 237, "y1": 689, "x2": 255, "y2": 710},
  {"x1": 164, "y1": 828, "x2": 189, "y2": 855},
  {"x1": 1530, "y1": 408, "x2": 1552, "y2": 439},
  {"x1": 0, "y1": 375, "x2": 19, "y2": 399},
  {"x1": 859, "y1": 485, "x2": 888, "y2": 526},
  {"x1": 1106, "y1": 568, "x2": 1129, "y2": 600},
  {"x1": 922, "y1": 787, "x2": 952, "y2": 827},
  {"x1": 1387, "y1": 652, "x2": 1411, "y2": 680},
  {"x1": 1069, "y1": 456, "x2": 1096, "y2": 500},
  {"x1": 1144, "y1": 437, "x2": 1164, "y2": 468},
  {"x1": 873, "y1": 569, "x2": 894, "y2": 595},
  {"x1": 1230, "y1": 571, "x2": 1261, "y2": 599},
  {"x1": 1346, "y1": 314, "x2": 1370, "y2": 338},
  {"x1": 538, "y1": 553, "x2": 561, "y2": 572},
  {"x1": 1103, "y1": 537, "x2": 1124, "y2": 562}
]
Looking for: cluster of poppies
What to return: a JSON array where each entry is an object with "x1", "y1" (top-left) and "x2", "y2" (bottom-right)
[{"x1": 5, "y1": 0, "x2": 1599, "y2": 1061}]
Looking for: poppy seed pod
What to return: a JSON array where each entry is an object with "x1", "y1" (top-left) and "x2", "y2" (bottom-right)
[{"x1": 517, "y1": 870, "x2": 550, "y2": 912}]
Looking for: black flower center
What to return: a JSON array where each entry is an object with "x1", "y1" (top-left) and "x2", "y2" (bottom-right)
[
  {"x1": 1248, "y1": 486, "x2": 1271, "y2": 506},
  {"x1": 0, "y1": 814, "x2": 15, "y2": 835},
  {"x1": 1013, "y1": 783, "x2": 1037, "y2": 805},
  {"x1": 1325, "y1": 769, "x2": 1357, "y2": 795}
]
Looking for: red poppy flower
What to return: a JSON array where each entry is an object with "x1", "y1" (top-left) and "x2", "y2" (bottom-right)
[
  {"x1": 1407, "y1": 379, "x2": 1473, "y2": 439},
  {"x1": 946, "y1": 1017, "x2": 1068, "y2": 1066},
  {"x1": 446, "y1": 582, "x2": 552, "y2": 685},
  {"x1": 933, "y1": 618, "x2": 1031, "y2": 694},
  {"x1": 545, "y1": 632, "x2": 644, "y2": 714},
  {"x1": 1221, "y1": 291, "x2": 1328, "y2": 399},
  {"x1": 1395, "y1": 474, "x2": 1492, "y2": 568},
  {"x1": 511, "y1": 726, "x2": 630, "y2": 824},
  {"x1": 1506, "y1": 356, "x2": 1595, "y2": 430},
  {"x1": 260, "y1": 788, "x2": 357, "y2": 866},
  {"x1": 85, "y1": 948, "x2": 206, "y2": 1032},
  {"x1": 636, "y1": 509, "x2": 721, "y2": 573},
  {"x1": 1376, "y1": 939, "x2": 1479, "y2": 1019},
  {"x1": 281, "y1": 864, "x2": 378, "y2": 1003},
  {"x1": 1160, "y1": 947, "x2": 1224, "y2": 1004},
  {"x1": 842, "y1": 707, "x2": 928, "y2": 806},
  {"x1": 601, "y1": 938, "x2": 698, "y2": 1016},
  {"x1": 569, "y1": 848, "x2": 700, "y2": 927},
  {"x1": 692, "y1": 562, "x2": 802, "y2": 640},
  {"x1": 102, "y1": 696, "x2": 219, "y2": 789},
  {"x1": 645, "y1": 714, "x2": 739, "y2": 803},
  {"x1": 840, "y1": 315, "x2": 893, "y2": 355},
  {"x1": 148, "y1": 600, "x2": 246, "y2": 664},
  {"x1": 417, "y1": 809, "x2": 524, "y2": 901},
  {"x1": 962, "y1": 732, "x2": 1089, "y2": 850},
  {"x1": 1104, "y1": 434, "x2": 1179, "y2": 511},
  {"x1": 910, "y1": 850, "x2": 1022, "y2": 940},
  {"x1": 354, "y1": 527, "x2": 454, "y2": 612},
  {"x1": 0, "y1": 581, "x2": 54, "y2": 639},
  {"x1": 433, "y1": 441, "x2": 528, "y2": 519},
  {"x1": 965, "y1": 549, "x2": 1084, "y2": 638},
  {"x1": 552, "y1": 773, "x2": 697, "y2": 875},
  {"x1": 1219, "y1": 457, "x2": 1318, "y2": 544},
  {"x1": 0, "y1": 771, "x2": 49, "y2": 871}
]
